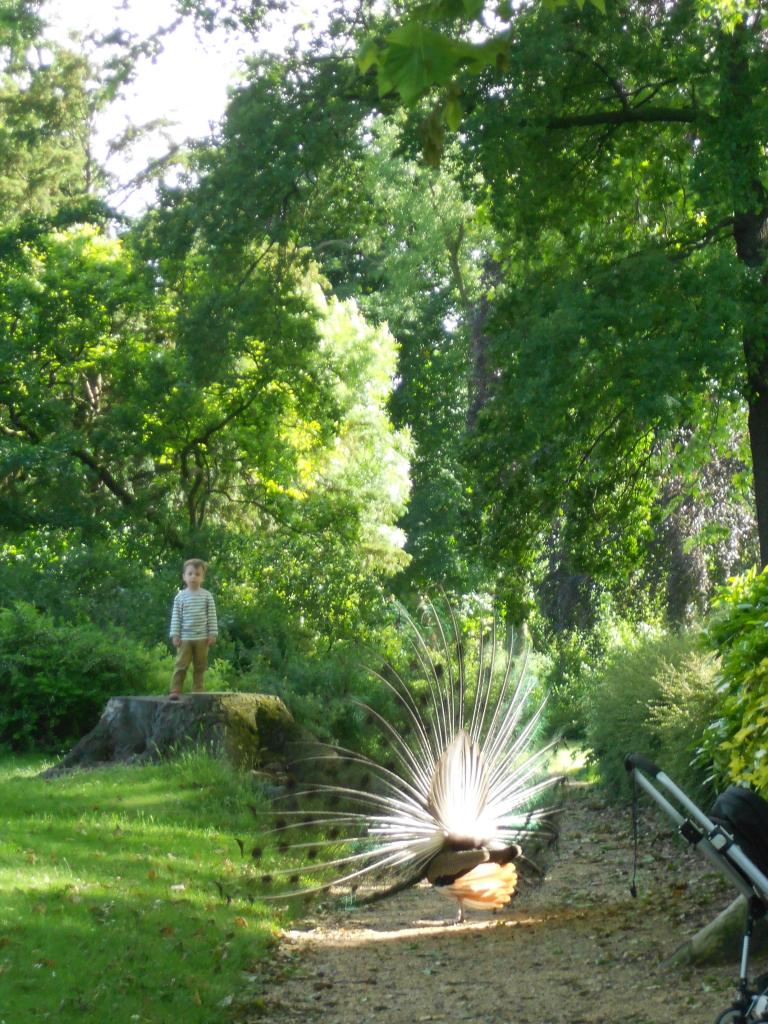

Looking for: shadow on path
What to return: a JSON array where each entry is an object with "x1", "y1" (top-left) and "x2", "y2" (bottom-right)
[{"x1": 241, "y1": 786, "x2": 741, "y2": 1024}]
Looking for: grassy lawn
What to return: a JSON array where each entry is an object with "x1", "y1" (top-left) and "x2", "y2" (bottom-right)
[{"x1": 0, "y1": 751, "x2": 291, "y2": 1024}]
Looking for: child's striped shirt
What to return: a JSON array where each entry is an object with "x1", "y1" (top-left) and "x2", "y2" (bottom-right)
[{"x1": 169, "y1": 588, "x2": 218, "y2": 640}]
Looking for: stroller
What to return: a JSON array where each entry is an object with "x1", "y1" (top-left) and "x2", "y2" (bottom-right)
[{"x1": 625, "y1": 753, "x2": 768, "y2": 1024}]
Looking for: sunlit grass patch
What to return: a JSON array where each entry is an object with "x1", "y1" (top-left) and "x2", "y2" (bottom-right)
[
  {"x1": 0, "y1": 751, "x2": 291, "y2": 1023},
  {"x1": 548, "y1": 743, "x2": 595, "y2": 780}
]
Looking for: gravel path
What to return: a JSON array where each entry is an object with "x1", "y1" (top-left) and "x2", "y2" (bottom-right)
[{"x1": 234, "y1": 784, "x2": 746, "y2": 1024}]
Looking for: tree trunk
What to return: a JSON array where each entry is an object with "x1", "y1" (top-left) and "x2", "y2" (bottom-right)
[
  {"x1": 40, "y1": 692, "x2": 304, "y2": 777},
  {"x1": 733, "y1": 205, "x2": 768, "y2": 569},
  {"x1": 466, "y1": 259, "x2": 502, "y2": 430},
  {"x1": 666, "y1": 895, "x2": 768, "y2": 965},
  {"x1": 657, "y1": 475, "x2": 710, "y2": 622},
  {"x1": 725, "y1": 22, "x2": 768, "y2": 567},
  {"x1": 747, "y1": 364, "x2": 768, "y2": 569}
]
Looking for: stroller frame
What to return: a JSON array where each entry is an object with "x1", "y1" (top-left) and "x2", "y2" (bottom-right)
[{"x1": 625, "y1": 753, "x2": 768, "y2": 1024}]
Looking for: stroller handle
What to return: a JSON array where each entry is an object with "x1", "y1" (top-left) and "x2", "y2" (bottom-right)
[
  {"x1": 624, "y1": 752, "x2": 661, "y2": 777},
  {"x1": 625, "y1": 752, "x2": 768, "y2": 905}
]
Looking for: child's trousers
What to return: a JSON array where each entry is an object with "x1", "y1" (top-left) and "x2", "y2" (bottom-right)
[{"x1": 170, "y1": 639, "x2": 209, "y2": 694}]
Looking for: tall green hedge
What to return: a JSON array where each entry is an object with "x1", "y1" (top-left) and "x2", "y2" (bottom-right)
[
  {"x1": 586, "y1": 629, "x2": 719, "y2": 800},
  {"x1": 701, "y1": 567, "x2": 768, "y2": 793}
]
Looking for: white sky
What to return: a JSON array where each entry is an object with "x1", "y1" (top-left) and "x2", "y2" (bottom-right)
[{"x1": 43, "y1": 0, "x2": 311, "y2": 213}]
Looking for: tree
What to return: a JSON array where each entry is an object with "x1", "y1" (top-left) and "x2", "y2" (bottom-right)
[
  {"x1": 168, "y1": 48, "x2": 496, "y2": 593},
  {"x1": 314, "y1": 120, "x2": 492, "y2": 593},
  {"x1": 0, "y1": 213, "x2": 408, "y2": 537},
  {"x1": 0, "y1": 0, "x2": 94, "y2": 220},
  {"x1": 357, "y1": 0, "x2": 765, "y2": 594}
]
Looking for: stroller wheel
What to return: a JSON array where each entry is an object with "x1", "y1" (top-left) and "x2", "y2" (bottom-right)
[{"x1": 714, "y1": 1010, "x2": 748, "y2": 1024}]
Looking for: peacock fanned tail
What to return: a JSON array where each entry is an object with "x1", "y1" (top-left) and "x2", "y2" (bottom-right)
[{"x1": 244, "y1": 597, "x2": 564, "y2": 917}]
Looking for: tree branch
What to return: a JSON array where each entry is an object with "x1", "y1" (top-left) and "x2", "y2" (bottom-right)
[
  {"x1": 569, "y1": 48, "x2": 630, "y2": 110},
  {"x1": 180, "y1": 392, "x2": 260, "y2": 456},
  {"x1": 444, "y1": 221, "x2": 470, "y2": 308},
  {"x1": 70, "y1": 447, "x2": 137, "y2": 506},
  {"x1": 545, "y1": 106, "x2": 700, "y2": 130}
]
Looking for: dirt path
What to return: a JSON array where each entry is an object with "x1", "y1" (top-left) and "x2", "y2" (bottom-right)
[{"x1": 237, "y1": 784, "x2": 746, "y2": 1024}]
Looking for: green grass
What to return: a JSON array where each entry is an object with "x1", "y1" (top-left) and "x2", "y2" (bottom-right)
[
  {"x1": 0, "y1": 751, "x2": 292, "y2": 1023},
  {"x1": 548, "y1": 743, "x2": 594, "y2": 779}
]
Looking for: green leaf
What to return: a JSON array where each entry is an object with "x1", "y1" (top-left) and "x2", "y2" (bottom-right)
[
  {"x1": 357, "y1": 40, "x2": 380, "y2": 75},
  {"x1": 444, "y1": 95, "x2": 463, "y2": 131},
  {"x1": 377, "y1": 25, "x2": 505, "y2": 103},
  {"x1": 462, "y1": 0, "x2": 486, "y2": 17}
]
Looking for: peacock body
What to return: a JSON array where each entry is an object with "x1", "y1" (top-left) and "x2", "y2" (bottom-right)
[{"x1": 251, "y1": 600, "x2": 562, "y2": 922}]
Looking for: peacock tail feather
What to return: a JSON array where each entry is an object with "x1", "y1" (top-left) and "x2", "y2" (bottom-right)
[{"x1": 244, "y1": 597, "x2": 563, "y2": 912}]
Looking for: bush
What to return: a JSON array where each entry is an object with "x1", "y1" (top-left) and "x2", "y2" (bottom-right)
[
  {"x1": 0, "y1": 602, "x2": 168, "y2": 751},
  {"x1": 586, "y1": 629, "x2": 720, "y2": 800},
  {"x1": 0, "y1": 535, "x2": 177, "y2": 645},
  {"x1": 537, "y1": 625, "x2": 624, "y2": 740},
  {"x1": 700, "y1": 567, "x2": 768, "y2": 792},
  {"x1": 531, "y1": 591, "x2": 666, "y2": 741}
]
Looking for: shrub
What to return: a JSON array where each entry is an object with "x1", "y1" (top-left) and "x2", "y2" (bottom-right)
[
  {"x1": 531, "y1": 595, "x2": 664, "y2": 741},
  {"x1": 0, "y1": 535, "x2": 177, "y2": 645},
  {"x1": 537, "y1": 625, "x2": 620, "y2": 740},
  {"x1": 0, "y1": 602, "x2": 168, "y2": 751},
  {"x1": 700, "y1": 567, "x2": 768, "y2": 792},
  {"x1": 586, "y1": 629, "x2": 719, "y2": 800}
]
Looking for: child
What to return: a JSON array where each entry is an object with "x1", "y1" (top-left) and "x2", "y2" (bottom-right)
[{"x1": 168, "y1": 558, "x2": 218, "y2": 700}]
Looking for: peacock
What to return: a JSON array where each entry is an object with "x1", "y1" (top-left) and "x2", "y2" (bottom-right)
[{"x1": 247, "y1": 598, "x2": 563, "y2": 923}]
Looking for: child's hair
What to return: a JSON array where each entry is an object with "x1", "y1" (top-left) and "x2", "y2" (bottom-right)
[{"x1": 183, "y1": 558, "x2": 208, "y2": 575}]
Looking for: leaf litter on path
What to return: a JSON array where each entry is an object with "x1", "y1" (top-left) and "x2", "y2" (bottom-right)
[{"x1": 230, "y1": 785, "x2": 741, "y2": 1024}]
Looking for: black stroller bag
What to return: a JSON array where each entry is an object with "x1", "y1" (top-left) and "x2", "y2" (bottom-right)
[{"x1": 710, "y1": 787, "x2": 768, "y2": 879}]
